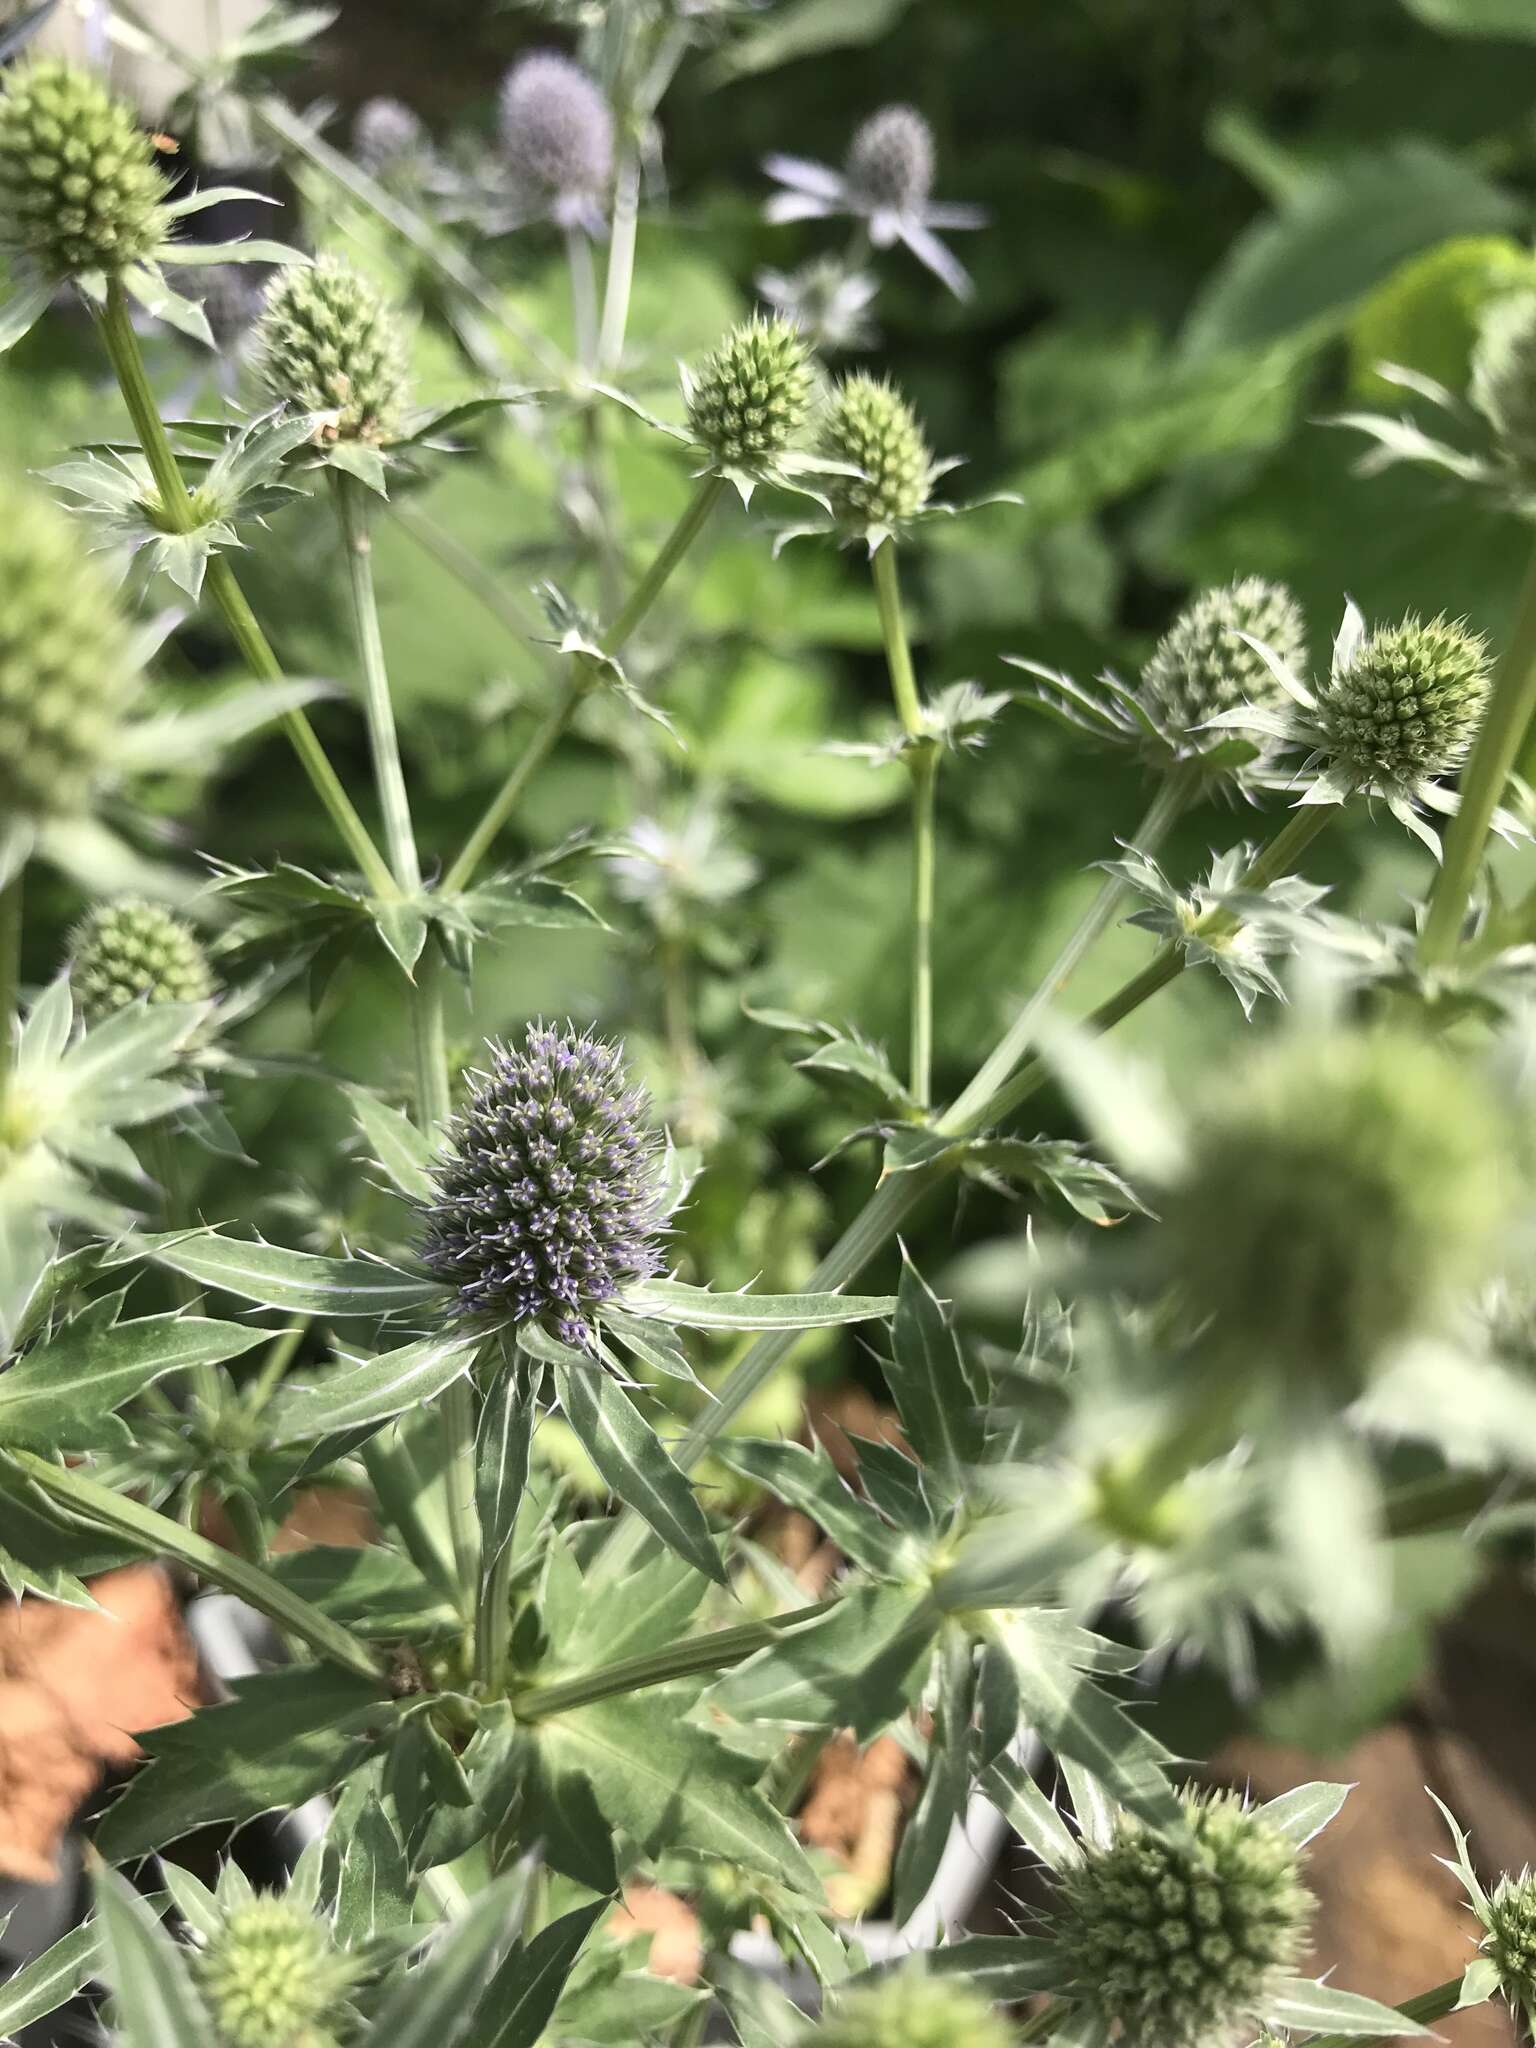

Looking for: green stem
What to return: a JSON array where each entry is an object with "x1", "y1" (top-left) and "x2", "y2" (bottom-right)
[
  {"x1": 1305, "y1": 1976, "x2": 1463, "y2": 2048},
  {"x1": 870, "y1": 542, "x2": 937, "y2": 1106},
  {"x1": 601, "y1": 474, "x2": 725, "y2": 656},
  {"x1": 598, "y1": 150, "x2": 641, "y2": 375},
  {"x1": 0, "y1": 864, "x2": 21, "y2": 1105},
  {"x1": 870, "y1": 539, "x2": 923, "y2": 735},
  {"x1": 510, "y1": 1600, "x2": 832, "y2": 1719},
  {"x1": 1423, "y1": 533, "x2": 1536, "y2": 965},
  {"x1": 333, "y1": 473, "x2": 420, "y2": 891},
  {"x1": 566, "y1": 228, "x2": 599, "y2": 370},
  {"x1": 1013, "y1": 2006, "x2": 1062, "y2": 2044},
  {"x1": 94, "y1": 281, "x2": 395, "y2": 897},
  {"x1": 242, "y1": 1322, "x2": 310, "y2": 1418},
  {"x1": 7, "y1": 1450, "x2": 382, "y2": 1682}
]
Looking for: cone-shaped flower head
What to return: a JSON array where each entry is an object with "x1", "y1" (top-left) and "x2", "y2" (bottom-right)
[
  {"x1": 0, "y1": 479, "x2": 140, "y2": 823},
  {"x1": 1141, "y1": 577, "x2": 1308, "y2": 739},
  {"x1": 353, "y1": 96, "x2": 426, "y2": 176},
  {"x1": 196, "y1": 1896, "x2": 351, "y2": 2048},
  {"x1": 686, "y1": 315, "x2": 813, "y2": 471},
  {"x1": 420, "y1": 1023, "x2": 666, "y2": 1349},
  {"x1": 254, "y1": 257, "x2": 410, "y2": 445},
  {"x1": 1473, "y1": 289, "x2": 1536, "y2": 487},
  {"x1": 0, "y1": 59, "x2": 167, "y2": 282},
  {"x1": 1484, "y1": 1871, "x2": 1536, "y2": 2014},
  {"x1": 1314, "y1": 613, "x2": 1489, "y2": 788},
  {"x1": 800, "y1": 1971, "x2": 1015, "y2": 2048},
  {"x1": 820, "y1": 373, "x2": 933, "y2": 535},
  {"x1": 1054, "y1": 1792, "x2": 1310, "y2": 2048},
  {"x1": 1163, "y1": 1029, "x2": 1508, "y2": 1401},
  {"x1": 845, "y1": 105, "x2": 934, "y2": 217},
  {"x1": 69, "y1": 899, "x2": 213, "y2": 1025},
  {"x1": 498, "y1": 52, "x2": 612, "y2": 227}
]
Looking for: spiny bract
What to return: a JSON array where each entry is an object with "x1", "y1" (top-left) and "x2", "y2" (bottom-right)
[
  {"x1": 195, "y1": 1896, "x2": 348, "y2": 2048},
  {"x1": 845, "y1": 104, "x2": 934, "y2": 216},
  {"x1": 1164, "y1": 1028, "x2": 1508, "y2": 1400},
  {"x1": 820, "y1": 374, "x2": 933, "y2": 533},
  {"x1": 420, "y1": 1023, "x2": 666, "y2": 1349},
  {"x1": 69, "y1": 899, "x2": 213, "y2": 1025},
  {"x1": 0, "y1": 59, "x2": 167, "y2": 281},
  {"x1": 1315, "y1": 614, "x2": 1489, "y2": 788},
  {"x1": 800, "y1": 1971, "x2": 1016, "y2": 2048},
  {"x1": 1053, "y1": 1792, "x2": 1310, "y2": 2048},
  {"x1": 1484, "y1": 1870, "x2": 1536, "y2": 2015},
  {"x1": 254, "y1": 257, "x2": 410, "y2": 444},
  {"x1": 497, "y1": 51, "x2": 612, "y2": 220},
  {"x1": 0, "y1": 480, "x2": 140, "y2": 822},
  {"x1": 686, "y1": 316, "x2": 813, "y2": 470},
  {"x1": 1140, "y1": 576, "x2": 1308, "y2": 739},
  {"x1": 1473, "y1": 289, "x2": 1536, "y2": 486}
]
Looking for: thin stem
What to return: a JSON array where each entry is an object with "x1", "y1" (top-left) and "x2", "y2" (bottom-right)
[
  {"x1": 510, "y1": 1600, "x2": 832, "y2": 1719},
  {"x1": 601, "y1": 474, "x2": 725, "y2": 656},
  {"x1": 0, "y1": 865, "x2": 21, "y2": 1105},
  {"x1": 475, "y1": 1541, "x2": 514, "y2": 1692},
  {"x1": 333, "y1": 473, "x2": 420, "y2": 891},
  {"x1": 566, "y1": 228, "x2": 599, "y2": 370},
  {"x1": 242, "y1": 1322, "x2": 310, "y2": 1417},
  {"x1": 94, "y1": 281, "x2": 395, "y2": 897},
  {"x1": 1305, "y1": 1977, "x2": 1463, "y2": 2048},
  {"x1": 870, "y1": 540, "x2": 924, "y2": 736},
  {"x1": 1423, "y1": 533, "x2": 1536, "y2": 965},
  {"x1": 598, "y1": 150, "x2": 641, "y2": 375},
  {"x1": 940, "y1": 769, "x2": 1190, "y2": 1136},
  {"x1": 870, "y1": 543, "x2": 936, "y2": 1105},
  {"x1": 7, "y1": 1450, "x2": 383, "y2": 1682},
  {"x1": 1013, "y1": 2006, "x2": 1063, "y2": 2045}
]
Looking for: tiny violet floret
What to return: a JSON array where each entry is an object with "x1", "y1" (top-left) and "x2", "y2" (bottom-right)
[
  {"x1": 195, "y1": 1895, "x2": 350, "y2": 2048},
  {"x1": 820, "y1": 373, "x2": 933, "y2": 534},
  {"x1": 1141, "y1": 576, "x2": 1308, "y2": 740},
  {"x1": 686, "y1": 315, "x2": 814, "y2": 471},
  {"x1": 1314, "y1": 612, "x2": 1490, "y2": 788},
  {"x1": 0, "y1": 59, "x2": 167, "y2": 282},
  {"x1": 497, "y1": 51, "x2": 612, "y2": 230},
  {"x1": 254, "y1": 256, "x2": 410, "y2": 445},
  {"x1": 799, "y1": 1969, "x2": 1016, "y2": 2048},
  {"x1": 420, "y1": 1023, "x2": 666, "y2": 1349},
  {"x1": 1053, "y1": 1792, "x2": 1310, "y2": 2048}
]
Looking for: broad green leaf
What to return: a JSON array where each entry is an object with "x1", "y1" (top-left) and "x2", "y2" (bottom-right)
[
  {"x1": 715, "y1": 1436, "x2": 907, "y2": 1574},
  {"x1": 265, "y1": 1545, "x2": 456, "y2": 1636},
  {"x1": 369, "y1": 1873, "x2": 526, "y2": 2048},
  {"x1": 709, "y1": 1959, "x2": 805, "y2": 2048},
  {"x1": 982, "y1": 1750, "x2": 1083, "y2": 1873},
  {"x1": 562, "y1": 1546, "x2": 709, "y2": 1668},
  {"x1": 1401, "y1": 0, "x2": 1536, "y2": 33},
  {"x1": 889, "y1": 1256, "x2": 983, "y2": 1486},
  {"x1": 265, "y1": 1328, "x2": 482, "y2": 1443},
  {"x1": 548, "y1": 1959, "x2": 704, "y2": 2044},
  {"x1": 477, "y1": 1348, "x2": 536, "y2": 1582},
  {"x1": 851, "y1": 1934, "x2": 1062, "y2": 2001},
  {"x1": 0, "y1": 1920, "x2": 100, "y2": 2035},
  {"x1": 334, "y1": 1795, "x2": 414, "y2": 1946},
  {"x1": 0, "y1": 1314, "x2": 269, "y2": 1451},
  {"x1": 92, "y1": 1870, "x2": 211, "y2": 2048},
  {"x1": 892, "y1": 1625, "x2": 975, "y2": 1924},
  {"x1": 621, "y1": 1278, "x2": 895, "y2": 1332},
  {"x1": 121, "y1": 1230, "x2": 442, "y2": 1315},
  {"x1": 1456, "y1": 1956, "x2": 1503, "y2": 2009},
  {"x1": 347, "y1": 1086, "x2": 440, "y2": 1202},
  {"x1": 553, "y1": 1357, "x2": 725, "y2": 1586},
  {"x1": 386, "y1": 1711, "x2": 480, "y2": 1873},
  {"x1": 469, "y1": 1900, "x2": 607, "y2": 2048},
  {"x1": 1256, "y1": 1780, "x2": 1352, "y2": 1850},
  {"x1": 95, "y1": 1668, "x2": 391, "y2": 1863},
  {"x1": 714, "y1": 1583, "x2": 938, "y2": 1737},
  {"x1": 1265, "y1": 1977, "x2": 1434, "y2": 2036}
]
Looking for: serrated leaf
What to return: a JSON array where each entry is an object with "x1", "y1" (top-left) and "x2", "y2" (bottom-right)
[
  {"x1": 468, "y1": 1900, "x2": 607, "y2": 2048},
  {"x1": 714, "y1": 1437, "x2": 907, "y2": 1574},
  {"x1": 0, "y1": 1314, "x2": 269, "y2": 1451},
  {"x1": 265, "y1": 1545, "x2": 456, "y2": 1636},
  {"x1": 889, "y1": 1254, "x2": 983, "y2": 1486},
  {"x1": 119, "y1": 1230, "x2": 442, "y2": 1315},
  {"x1": 714, "y1": 1583, "x2": 938, "y2": 1736},
  {"x1": 369, "y1": 1873, "x2": 526, "y2": 2048},
  {"x1": 333, "y1": 1794, "x2": 414, "y2": 1946},
  {"x1": 621, "y1": 1279, "x2": 895, "y2": 1331},
  {"x1": 347, "y1": 1086, "x2": 440, "y2": 1201},
  {"x1": 92, "y1": 1870, "x2": 210, "y2": 2048},
  {"x1": 0, "y1": 1920, "x2": 100, "y2": 2036},
  {"x1": 264, "y1": 1328, "x2": 483, "y2": 1444},
  {"x1": 982, "y1": 1749, "x2": 1082, "y2": 1873},
  {"x1": 891, "y1": 1625, "x2": 975, "y2": 1923}
]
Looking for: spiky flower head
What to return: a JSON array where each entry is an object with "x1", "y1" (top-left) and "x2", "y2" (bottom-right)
[
  {"x1": 820, "y1": 374, "x2": 933, "y2": 535},
  {"x1": 1163, "y1": 1028, "x2": 1507, "y2": 1401},
  {"x1": 68, "y1": 899, "x2": 213, "y2": 1026},
  {"x1": 1314, "y1": 613, "x2": 1489, "y2": 789},
  {"x1": 420, "y1": 1023, "x2": 666, "y2": 1349},
  {"x1": 845, "y1": 105, "x2": 934, "y2": 217},
  {"x1": 195, "y1": 1896, "x2": 350, "y2": 2048},
  {"x1": 0, "y1": 59, "x2": 167, "y2": 283},
  {"x1": 0, "y1": 480, "x2": 139, "y2": 823},
  {"x1": 352, "y1": 96, "x2": 427, "y2": 176},
  {"x1": 1141, "y1": 577, "x2": 1308, "y2": 739},
  {"x1": 1483, "y1": 1870, "x2": 1536, "y2": 2016},
  {"x1": 1053, "y1": 1792, "x2": 1310, "y2": 2048},
  {"x1": 254, "y1": 257, "x2": 410, "y2": 445},
  {"x1": 800, "y1": 1970, "x2": 1015, "y2": 2048},
  {"x1": 1473, "y1": 289, "x2": 1536, "y2": 486},
  {"x1": 497, "y1": 52, "x2": 612, "y2": 226},
  {"x1": 686, "y1": 315, "x2": 813, "y2": 471}
]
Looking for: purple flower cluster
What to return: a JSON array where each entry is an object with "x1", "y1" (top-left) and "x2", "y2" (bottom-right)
[{"x1": 421, "y1": 1023, "x2": 665, "y2": 1348}]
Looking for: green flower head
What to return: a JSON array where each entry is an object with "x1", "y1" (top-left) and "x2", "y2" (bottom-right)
[
  {"x1": 820, "y1": 373, "x2": 934, "y2": 536},
  {"x1": 1315, "y1": 612, "x2": 1489, "y2": 790},
  {"x1": 1483, "y1": 1870, "x2": 1536, "y2": 2016},
  {"x1": 1053, "y1": 1792, "x2": 1310, "y2": 2048},
  {"x1": 0, "y1": 59, "x2": 167, "y2": 282},
  {"x1": 254, "y1": 257, "x2": 410, "y2": 445},
  {"x1": 800, "y1": 1969, "x2": 1015, "y2": 2048},
  {"x1": 196, "y1": 1896, "x2": 351, "y2": 2048},
  {"x1": 685, "y1": 315, "x2": 813, "y2": 472},
  {"x1": 69, "y1": 899, "x2": 213, "y2": 1025},
  {"x1": 1140, "y1": 577, "x2": 1308, "y2": 740}
]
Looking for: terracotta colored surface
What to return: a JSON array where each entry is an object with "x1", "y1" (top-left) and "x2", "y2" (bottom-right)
[
  {"x1": 0, "y1": 1567, "x2": 200, "y2": 1882},
  {"x1": 609, "y1": 1883, "x2": 704, "y2": 1984}
]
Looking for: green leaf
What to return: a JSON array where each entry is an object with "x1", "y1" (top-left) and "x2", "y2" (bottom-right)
[
  {"x1": 0, "y1": 1920, "x2": 100, "y2": 2036},
  {"x1": 621, "y1": 1279, "x2": 895, "y2": 1331},
  {"x1": 1265, "y1": 1978, "x2": 1434, "y2": 2036},
  {"x1": 1401, "y1": 0, "x2": 1536, "y2": 33},
  {"x1": 477, "y1": 1348, "x2": 536, "y2": 1582},
  {"x1": 548, "y1": 1958, "x2": 704, "y2": 2044},
  {"x1": 714, "y1": 1583, "x2": 938, "y2": 1737},
  {"x1": 561, "y1": 1546, "x2": 709, "y2": 1669},
  {"x1": 369, "y1": 1873, "x2": 527, "y2": 2048},
  {"x1": 95, "y1": 1668, "x2": 392, "y2": 1863},
  {"x1": 714, "y1": 1437, "x2": 907, "y2": 1574},
  {"x1": 553, "y1": 1356, "x2": 725, "y2": 1586},
  {"x1": 705, "y1": 0, "x2": 914, "y2": 78},
  {"x1": 347, "y1": 1086, "x2": 440, "y2": 1202},
  {"x1": 892, "y1": 1625, "x2": 975, "y2": 1924},
  {"x1": 1256, "y1": 1780, "x2": 1352, "y2": 1850},
  {"x1": 850, "y1": 1934, "x2": 1062, "y2": 2001},
  {"x1": 709, "y1": 1959, "x2": 806, "y2": 2048},
  {"x1": 92, "y1": 1870, "x2": 211, "y2": 2048},
  {"x1": 469, "y1": 1900, "x2": 607, "y2": 2048},
  {"x1": 120, "y1": 1230, "x2": 442, "y2": 1315},
  {"x1": 888, "y1": 1255, "x2": 984, "y2": 1486},
  {"x1": 0, "y1": 275, "x2": 52, "y2": 353},
  {"x1": 0, "y1": 1314, "x2": 269, "y2": 1451},
  {"x1": 265, "y1": 1328, "x2": 482, "y2": 1443},
  {"x1": 982, "y1": 1750, "x2": 1083, "y2": 1874},
  {"x1": 333, "y1": 1794, "x2": 414, "y2": 1946},
  {"x1": 265, "y1": 1545, "x2": 456, "y2": 1636}
]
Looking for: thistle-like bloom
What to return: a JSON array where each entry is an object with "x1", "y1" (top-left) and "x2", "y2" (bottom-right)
[
  {"x1": 1052, "y1": 1792, "x2": 1310, "y2": 2048},
  {"x1": 820, "y1": 373, "x2": 934, "y2": 540},
  {"x1": 764, "y1": 103, "x2": 985, "y2": 299},
  {"x1": 69, "y1": 899, "x2": 214, "y2": 1025},
  {"x1": 352, "y1": 96, "x2": 429, "y2": 180},
  {"x1": 801, "y1": 1971, "x2": 1016, "y2": 2048},
  {"x1": 684, "y1": 314, "x2": 813, "y2": 477},
  {"x1": 0, "y1": 480, "x2": 140, "y2": 823},
  {"x1": 757, "y1": 256, "x2": 880, "y2": 354},
  {"x1": 195, "y1": 1895, "x2": 352, "y2": 2048},
  {"x1": 0, "y1": 59, "x2": 167, "y2": 282},
  {"x1": 497, "y1": 51, "x2": 612, "y2": 233},
  {"x1": 254, "y1": 257, "x2": 411, "y2": 444},
  {"x1": 420, "y1": 1023, "x2": 666, "y2": 1349}
]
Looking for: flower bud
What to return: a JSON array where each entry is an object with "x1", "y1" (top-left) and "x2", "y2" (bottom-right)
[
  {"x1": 0, "y1": 59, "x2": 167, "y2": 282},
  {"x1": 686, "y1": 315, "x2": 813, "y2": 470},
  {"x1": 69, "y1": 899, "x2": 213, "y2": 1025},
  {"x1": 1315, "y1": 613, "x2": 1489, "y2": 788},
  {"x1": 420, "y1": 1023, "x2": 666, "y2": 1349},
  {"x1": 1140, "y1": 577, "x2": 1308, "y2": 738},
  {"x1": 1484, "y1": 1871, "x2": 1536, "y2": 2014},
  {"x1": 845, "y1": 105, "x2": 934, "y2": 217},
  {"x1": 1473, "y1": 289, "x2": 1536, "y2": 485},
  {"x1": 820, "y1": 373, "x2": 933, "y2": 532},
  {"x1": 1052, "y1": 1792, "x2": 1310, "y2": 2048},
  {"x1": 0, "y1": 481, "x2": 139, "y2": 823},
  {"x1": 352, "y1": 97, "x2": 426, "y2": 177},
  {"x1": 1163, "y1": 1029, "x2": 1507, "y2": 1400},
  {"x1": 195, "y1": 1896, "x2": 347, "y2": 2048},
  {"x1": 254, "y1": 257, "x2": 410, "y2": 445},
  {"x1": 800, "y1": 1971, "x2": 1015, "y2": 2048},
  {"x1": 498, "y1": 52, "x2": 612, "y2": 223}
]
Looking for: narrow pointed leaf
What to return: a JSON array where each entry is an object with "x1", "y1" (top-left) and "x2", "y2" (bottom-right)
[
  {"x1": 478, "y1": 1347, "x2": 536, "y2": 1581},
  {"x1": 621, "y1": 1278, "x2": 896, "y2": 1331},
  {"x1": 714, "y1": 1583, "x2": 938, "y2": 1736},
  {"x1": 982, "y1": 1750, "x2": 1083, "y2": 1873},
  {"x1": 0, "y1": 1921, "x2": 100, "y2": 2036},
  {"x1": 892, "y1": 1625, "x2": 975, "y2": 1924},
  {"x1": 715, "y1": 1436, "x2": 907, "y2": 1573},
  {"x1": 851, "y1": 1934, "x2": 1062, "y2": 2001},
  {"x1": 0, "y1": 1314, "x2": 269, "y2": 1450},
  {"x1": 1265, "y1": 1978, "x2": 1434, "y2": 2036},
  {"x1": 469, "y1": 1899, "x2": 607, "y2": 2048},
  {"x1": 370, "y1": 1873, "x2": 526, "y2": 2048},
  {"x1": 118, "y1": 1229, "x2": 442, "y2": 1314},
  {"x1": 1256, "y1": 1780, "x2": 1352, "y2": 1850},
  {"x1": 92, "y1": 1870, "x2": 211, "y2": 2048},
  {"x1": 265, "y1": 1328, "x2": 482, "y2": 1443},
  {"x1": 347, "y1": 1086, "x2": 440, "y2": 1202},
  {"x1": 889, "y1": 1255, "x2": 984, "y2": 1484}
]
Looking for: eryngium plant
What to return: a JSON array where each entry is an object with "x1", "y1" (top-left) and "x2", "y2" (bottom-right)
[
  {"x1": 1139, "y1": 575, "x2": 1308, "y2": 741},
  {"x1": 255, "y1": 257, "x2": 411, "y2": 444},
  {"x1": 194, "y1": 1895, "x2": 356, "y2": 2048},
  {"x1": 820, "y1": 373, "x2": 934, "y2": 534},
  {"x1": 802, "y1": 1971, "x2": 1017, "y2": 2048},
  {"x1": 0, "y1": 58, "x2": 167, "y2": 280},
  {"x1": 686, "y1": 314, "x2": 813, "y2": 469},
  {"x1": 69, "y1": 898, "x2": 213, "y2": 1023},
  {"x1": 497, "y1": 50, "x2": 612, "y2": 229},
  {"x1": 420, "y1": 1023, "x2": 666, "y2": 1347}
]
